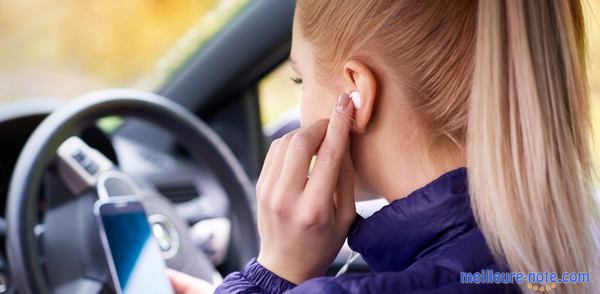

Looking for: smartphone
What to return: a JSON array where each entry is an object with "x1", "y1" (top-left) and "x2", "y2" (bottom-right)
[{"x1": 94, "y1": 197, "x2": 174, "y2": 294}]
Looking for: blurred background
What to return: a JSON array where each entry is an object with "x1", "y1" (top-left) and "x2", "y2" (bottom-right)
[{"x1": 0, "y1": 0, "x2": 598, "y2": 177}]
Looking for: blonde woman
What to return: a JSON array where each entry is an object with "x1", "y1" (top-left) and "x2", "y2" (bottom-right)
[{"x1": 169, "y1": 0, "x2": 599, "y2": 293}]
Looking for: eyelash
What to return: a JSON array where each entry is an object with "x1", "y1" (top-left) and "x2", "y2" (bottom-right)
[{"x1": 290, "y1": 76, "x2": 303, "y2": 85}]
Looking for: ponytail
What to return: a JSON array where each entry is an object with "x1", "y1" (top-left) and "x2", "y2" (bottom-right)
[{"x1": 468, "y1": 0, "x2": 599, "y2": 293}]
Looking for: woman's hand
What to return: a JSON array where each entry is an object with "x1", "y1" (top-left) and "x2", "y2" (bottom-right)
[
  {"x1": 256, "y1": 94, "x2": 356, "y2": 284},
  {"x1": 166, "y1": 269, "x2": 215, "y2": 294}
]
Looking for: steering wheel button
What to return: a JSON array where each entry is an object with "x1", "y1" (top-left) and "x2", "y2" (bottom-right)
[
  {"x1": 84, "y1": 162, "x2": 99, "y2": 175},
  {"x1": 79, "y1": 156, "x2": 93, "y2": 166},
  {"x1": 71, "y1": 149, "x2": 85, "y2": 162}
]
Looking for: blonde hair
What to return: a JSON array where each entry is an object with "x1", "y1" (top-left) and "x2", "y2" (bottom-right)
[{"x1": 297, "y1": 0, "x2": 599, "y2": 293}]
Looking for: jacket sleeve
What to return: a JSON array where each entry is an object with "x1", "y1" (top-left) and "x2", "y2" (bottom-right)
[
  {"x1": 214, "y1": 258, "x2": 437, "y2": 294},
  {"x1": 214, "y1": 258, "x2": 296, "y2": 294},
  {"x1": 213, "y1": 258, "x2": 427, "y2": 294},
  {"x1": 214, "y1": 258, "x2": 516, "y2": 294}
]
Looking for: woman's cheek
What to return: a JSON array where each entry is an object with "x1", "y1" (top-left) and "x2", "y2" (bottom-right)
[
  {"x1": 299, "y1": 93, "x2": 312, "y2": 128},
  {"x1": 299, "y1": 87, "x2": 330, "y2": 127}
]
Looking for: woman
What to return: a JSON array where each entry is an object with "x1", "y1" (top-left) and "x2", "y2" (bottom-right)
[{"x1": 170, "y1": 0, "x2": 599, "y2": 293}]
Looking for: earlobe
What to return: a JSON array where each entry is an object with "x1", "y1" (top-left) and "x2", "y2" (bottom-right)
[{"x1": 343, "y1": 60, "x2": 376, "y2": 134}]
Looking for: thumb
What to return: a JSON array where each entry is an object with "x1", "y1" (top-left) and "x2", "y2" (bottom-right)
[{"x1": 166, "y1": 269, "x2": 215, "y2": 294}]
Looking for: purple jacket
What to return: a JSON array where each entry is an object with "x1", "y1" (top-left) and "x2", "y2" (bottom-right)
[{"x1": 215, "y1": 168, "x2": 519, "y2": 293}]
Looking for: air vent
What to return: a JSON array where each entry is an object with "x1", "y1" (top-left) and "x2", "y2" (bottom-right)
[{"x1": 157, "y1": 183, "x2": 201, "y2": 203}]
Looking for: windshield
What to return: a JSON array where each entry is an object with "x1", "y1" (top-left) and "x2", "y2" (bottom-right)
[{"x1": 0, "y1": 0, "x2": 248, "y2": 102}]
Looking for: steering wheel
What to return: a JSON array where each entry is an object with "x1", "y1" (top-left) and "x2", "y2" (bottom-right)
[{"x1": 6, "y1": 89, "x2": 259, "y2": 293}]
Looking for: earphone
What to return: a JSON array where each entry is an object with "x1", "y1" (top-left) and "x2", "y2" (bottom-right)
[{"x1": 349, "y1": 90, "x2": 361, "y2": 109}]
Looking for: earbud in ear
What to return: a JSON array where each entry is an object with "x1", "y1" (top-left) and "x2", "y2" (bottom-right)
[{"x1": 349, "y1": 90, "x2": 361, "y2": 109}]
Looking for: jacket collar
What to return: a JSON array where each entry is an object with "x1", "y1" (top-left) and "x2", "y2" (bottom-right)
[{"x1": 348, "y1": 167, "x2": 476, "y2": 272}]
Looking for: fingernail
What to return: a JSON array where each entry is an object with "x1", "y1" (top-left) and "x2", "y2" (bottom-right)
[{"x1": 336, "y1": 93, "x2": 351, "y2": 113}]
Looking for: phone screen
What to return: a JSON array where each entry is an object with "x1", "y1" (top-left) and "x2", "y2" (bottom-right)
[{"x1": 100, "y1": 205, "x2": 174, "y2": 294}]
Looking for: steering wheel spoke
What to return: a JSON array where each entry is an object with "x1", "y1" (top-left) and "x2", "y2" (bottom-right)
[{"x1": 56, "y1": 137, "x2": 115, "y2": 195}]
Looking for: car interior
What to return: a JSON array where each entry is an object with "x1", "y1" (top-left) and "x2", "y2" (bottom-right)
[
  {"x1": 0, "y1": 1, "x2": 389, "y2": 293},
  {"x1": 0, "y1": 0, "x2": 600, "y2": 294}
]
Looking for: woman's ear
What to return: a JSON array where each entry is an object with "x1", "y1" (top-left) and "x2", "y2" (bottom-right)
[{"x1": 342, "y1": 60, "x2": 377, "y2": 134}]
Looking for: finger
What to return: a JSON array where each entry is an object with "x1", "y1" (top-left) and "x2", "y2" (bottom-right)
[
  {"x1": 256, "y1": 138, "x2": 279, "y2": 195},
  {"x1": 279, "y1": 119, "x2": 329, "y2": 191},
  {"x1": 258, "y1": 129, "x2": 299, "y2": 196},
  {"x1": 334, "y1": 147, "x2": 356, "y2": 222},
  {"x1": 307, "y1": 93, "x2": 354, "y2": 203},
  {"x1": 166, "y1": 269, "x2": 194, "y2": 293},
  {"x1": 166, "y1": 269, "x2": 215, "y2": 294}
]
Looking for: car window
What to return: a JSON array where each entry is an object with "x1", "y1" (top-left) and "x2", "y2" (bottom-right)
[{"x1": 0, "y1": 0, "x2": 248, "y2": 102}]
